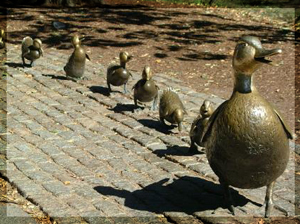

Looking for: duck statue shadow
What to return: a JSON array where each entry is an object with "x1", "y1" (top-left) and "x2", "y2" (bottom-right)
[
  {"x1": 42, "y1": 74, "x2": 69, "y2": 80},
  {"x1": 89, "y1": 85, "x2": 110, "y2": 97},
  {"x1": 138, "y1": 118, "x2": 174, "y2": 134},
  {"x1": 94, "y1": 176, "x2": 261, "y2": 215}
]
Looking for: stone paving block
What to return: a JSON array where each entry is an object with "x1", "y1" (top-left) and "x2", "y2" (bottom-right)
[
  {"x1": 73, "y1": 183, "x2": 104, "y2": 202},
  {"x1": 22, "y1": 168, "x2": 55, "y2": 183},
  {"x1": 39, "y1": 143, "x2": 64, "y2": 156},
  {"x1": 108, "y1": 134, "x2": 129, "y2": 145},
  {"x1": 113, "y1": 125, "x2": 141, "y2": 139},
  {"x1": 59, "y1": 194, "x2": 98, "y2": 213},
  {"x1": 132, "y1": 133, "x2": 159, "y2": 147},
  {"x1": 13, "y1": 159, "x2": 37, "y2": 172},
  {"x1": 24, "y1": 120, "x2": 44, "y2": 131},
  {"x1": 159, "y1": 135, "x2": 188, "y2": 147},
  {"x1": 122, "y1": 141, "x2": 150, "y2": 155},
  {"x1": 83, "y1": 175, "x2": 109, "y2": 187},
  {"x1": 157, "y1": 160, "x2": 187, "y2": 174},
  {"x1": 42, "y1": 180, "x2": 73, "y2": 196},
  {"x1": 33, "y1": 193, "x2": 79, "y2": 217},
  {"x1": 6, "y1": 147, "x2": 27, "y2": 161},
  {"x1": 89, "y1": 124, "x2": 116, "y2": 136},
  {"x1": 52, "y1": 153, "x2": 82, "y2": 170},
  {"x1": 93, "y1": 199, "x2": 127, "y2": 217},
  {"x1": 39, "y1": 161, "x2": 67, "y2": 175},
  {"x1": 83, "y1": 216, "x2": 115, "y2": 224},
  {"x1": 13, "y1": 178, "x2": 47, "y2": 198},
  {"x1": 6, "y1": 164, "x2": 31, "y2": 183},
  {"x1": 121, "y1": 119, "x2": 144, "y2": 129}
]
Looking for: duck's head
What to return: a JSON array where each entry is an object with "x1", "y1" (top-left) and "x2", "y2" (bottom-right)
[
  {"x1": 233, "y1": 36, "x2": 282, "y2": 75},
  {"x1": 200, "y1": 100, "x2": 213, "y2": 118},
  {"x1": 120, "y1": 51, "x2": 132, "y2": 64},
  {"x1": 142, "y1": 65, "x2": 152, "y2": 80},
  {"x1": 72, "y1": 34, "x2": 81, "y2": 47},
  {"x1": 33, "y1": 38, "x2": 42, "y2": 49}
]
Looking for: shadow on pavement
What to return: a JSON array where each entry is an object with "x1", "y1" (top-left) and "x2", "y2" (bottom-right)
[
  {"x1": 111, "y1": 103, "x2": 136, "y2": 113},
  {"x1": 138, "y1": 118, "x2": 174, "y2": 135},
  {"x1": 42, "y1": 74, "x2": 69, "y2": 80},
  {"x1": 94, "y1": 176, "x2": 261, "y2": 215},
  {"x1": 90, "y1": 85, "x2": 110, "y2": 96},
  {"x1": 5, "y1": 62, "x2": 25, "y2": 68}
]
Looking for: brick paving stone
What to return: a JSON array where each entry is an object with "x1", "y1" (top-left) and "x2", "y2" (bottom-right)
[
  {"x1": 121, "y1": 118, "x2": 144, "y2": 129},
  {"x1": 39, "y1": 143, "x2": 64, "y2": 156},
  {"x1": 22, "y1": 168, "x2": 55, "y2": 183},
  {"x1": 42, "y1": 180, "x2": 73, "y2": 196},
  {"x1": 13, "y1": 159, "x2": 37, "y2": 172},
  {"x1": 113, "y1": 125, "x2": 141, "y2": 139},
  {"x1": 13, "y1": 178, "x2": 47, "y2": 198},
  {"x1": 132, "y1": 133, "x2": 160, "y2": 147}
]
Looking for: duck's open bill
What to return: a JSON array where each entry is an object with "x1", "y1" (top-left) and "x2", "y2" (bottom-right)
[{"x1": 255, "y1": 48, "x2": 282, "y2": 65}]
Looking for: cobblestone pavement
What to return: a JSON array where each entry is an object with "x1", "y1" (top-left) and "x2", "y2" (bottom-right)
[{"x1": 1, "y1": 43, "x2": 296, "y2": 224}]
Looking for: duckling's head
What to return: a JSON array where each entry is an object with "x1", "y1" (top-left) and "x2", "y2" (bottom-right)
[
  {"x1": 33, "y1": 38, "x2": 42, "y2": 49},
  {"x1": 119, "y1": 51, "x2": 132, "y2": 64},
  {"x1": 142, "y1": 65, "x2": 152, "y2": 80},
  {"x1": 200, "y1": 100, "x2": 213, "y2": 118},
  {"x1": 72, "y1": 34, "x2": 81, "y2": 47},
  {"x1": 233, "y1": 36, "x2": 282, "y2": 75}
]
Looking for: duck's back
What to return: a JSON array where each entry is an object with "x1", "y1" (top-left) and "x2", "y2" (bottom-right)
[
  {"x1": 107, "y1": 65, "x2": 130, "y2": 86},
  {"x1": 160, "y1": 90, "x2": 185, "y2": 122},
  {"x1": 205, "y1": 92, "x2": 290, "y2": 189},
  {"x1": 135, "y1": 80, "x2": 158, "y2": 102},
  {"x1": 65, "y1": 47, "x2": 86, "y2": 78},
  {"x1": 25, "y1": 47, "x2": 41, "y2": 60}
]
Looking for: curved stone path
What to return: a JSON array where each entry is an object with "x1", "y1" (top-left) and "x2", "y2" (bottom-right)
[{"x1": 1, "y1": 43, "x2": 295, "y2": 223}]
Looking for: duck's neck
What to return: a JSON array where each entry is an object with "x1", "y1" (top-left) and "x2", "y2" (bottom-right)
[
  {"x1": 233, "y1": 72, "x2": 256, "y2": 94},
  {"x1": 121, "y1": 61, "x2": 126, "y2": 68}
]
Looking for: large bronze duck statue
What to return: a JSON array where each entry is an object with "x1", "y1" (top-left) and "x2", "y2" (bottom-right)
[
  {"x1": 132, "y1": 65, "x2": 159, "y2": 110},
  {"x1": 200, "y1": 36, "x2": 293, "y2": 217},
  {"x1": 159, "y1": 88, "x2": 187, "y2": 132},
  {"x1": 64, "y1": 34, "x2": 90, "y2": 81},
  {"x1": 189, "y1": 99, "x2": 213, "y2": 154},
  {"x1": 107, "y1": 51, "x2": 132, "y2": 94},
  {"x1": 21, "y1": 36, "x2": 43, "y2": 67}
]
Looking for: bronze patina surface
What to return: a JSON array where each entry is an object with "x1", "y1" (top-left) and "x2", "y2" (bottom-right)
[
  {"x1": 159, "y1": 88, "x2": 187, "y2": 132},
  {"x1": 132, "y1": 65, "x2": 159, "y2": 110},
  {"x1": 21, "y1": 36, "x2": 43, "y2": 67},
  {"x1": 107, "y1": 51, "x2": 132, "y2": 94},
  {"x1": 189, "y1": 100, "x2": 213, "y2": 154},
  {"x1": 200, "y1": 36, "x2": 293, "y2": 217},
  {"x1": 64, "y1": 34, "x2": 90, "y2": 81}
]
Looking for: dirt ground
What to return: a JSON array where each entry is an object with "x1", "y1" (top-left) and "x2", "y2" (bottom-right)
[{"x1": 0, "y1": 0, "x2": 299, "y2": 223}]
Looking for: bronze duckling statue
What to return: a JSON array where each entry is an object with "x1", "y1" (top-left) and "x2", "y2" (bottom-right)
[
  {"x1": 189, "y1": 100, "x2": 213, "y2": 154},
  {"x1": 132, "y1": 65, "x2": 159, "y2": 110},
  {"x1": 0, "y1": 29, "x2": 5, "y2": 49},
  {"x1": 159, "y1": 88, "x2": 187, "y2": 132},
  {"x1": 21, "y1": 36, "x2": 43, "y2": 67},
  {"x1": 200, "y1": 36, "x2": 293, "y2": 217},
  {"x1": 64, "y1": 34, "x2": 90, "y2": 81},
  {"x1": 107, "y1": 51, "x2": 132, "y2": 94}
]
